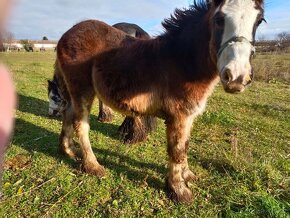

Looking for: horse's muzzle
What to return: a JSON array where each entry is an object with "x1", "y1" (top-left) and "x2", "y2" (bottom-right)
[
  {"x1": 223, "y1": 82, "x2": 246, "y2": 94},
  {"x1": 221, "y1": 68, "x2": 253, "y2": 94}
]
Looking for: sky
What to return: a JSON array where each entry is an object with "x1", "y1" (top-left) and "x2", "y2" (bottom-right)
[{"x1": 7, "y1": 0, "x2": 290, "y2": 40}]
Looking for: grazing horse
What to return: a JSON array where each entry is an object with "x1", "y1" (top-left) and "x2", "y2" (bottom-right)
[
  {"x1": 112, "y1": 22, "x2": 150, "y2": 39},
  {"x1": 48, "y1": 22, "x2": 154, "y2": 143},
  {"x1": 48, "y1": 75, "x2": 65, "y2": 117},
  {"x1": 56, "y1": 0, "x2": 265, "y2": 203}
]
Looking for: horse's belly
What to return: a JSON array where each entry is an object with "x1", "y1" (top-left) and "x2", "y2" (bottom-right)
[
  {"x1": 98, "y1": 91, "x2": 155, "y2": 117},
  {"x1": 121, "y1": 93, "x2": 154, "y2": 114}
]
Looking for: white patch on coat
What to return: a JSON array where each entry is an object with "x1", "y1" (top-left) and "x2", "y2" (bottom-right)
[
  {"x1": 218, "y1": 0, "x2": 260, "y2": 81},
  {"x1": 190, "y1": 77, "x2": 219, "y2": 118},
  {"x1": 48, "y1": 91, "x2": 62, "y2": 116}
]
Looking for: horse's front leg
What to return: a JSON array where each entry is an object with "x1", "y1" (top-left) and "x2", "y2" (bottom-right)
[
  {"x1": 73, "y1": 96, "x2": 106, "y2": 177},
  {"x1": 166, "y1": 114, "x2": 195, "y2": 203}
]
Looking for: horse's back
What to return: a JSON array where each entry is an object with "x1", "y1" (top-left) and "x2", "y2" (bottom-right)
[
  {"x1": 56, "y1": 20, "x2": 127, "y2": 101},
  {"x1": 57, "y1": 20, "x2": 127, "y2": 67}
]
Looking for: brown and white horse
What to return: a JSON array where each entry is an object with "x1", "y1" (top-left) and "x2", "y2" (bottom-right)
[{"x1": 56, "y1": 0, "x2": 265, "y2": 203}]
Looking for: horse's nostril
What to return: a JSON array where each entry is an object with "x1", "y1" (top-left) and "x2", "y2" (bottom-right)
[{"x1": 222, "y1": 68, "x2": 232, "y2": 84}]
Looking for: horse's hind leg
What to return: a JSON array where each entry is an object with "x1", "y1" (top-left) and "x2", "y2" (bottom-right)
[
  {"x1": 73, "y1": 95, "x2": 105, "y2": 177},
  {"x1": 143, "y1": 115, "x2": 157, "y2": 134},
  {"x1": 118, "y1": 116, "x2": 157, "y2": 144},
  {"x1": 97, "y1": 100, "x2": 113, "y2": 123},
  {"x1": 166, "y1": 114, "x2": 195, "y2": 203},
  {"x1": 118, "y1": 116, "x2": 146, "y2": 144},
  {"x1": 59, "y1": 103, "x2": 81, "y2": 159}
]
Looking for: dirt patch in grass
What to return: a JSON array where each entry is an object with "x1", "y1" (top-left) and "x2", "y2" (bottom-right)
[{"x1": 4, "y1": 154, "x2": 32, "y2": 171}]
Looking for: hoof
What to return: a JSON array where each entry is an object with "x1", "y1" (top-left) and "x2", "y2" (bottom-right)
[
  {"x1": 183, "y1": 169, "x2": 195, "y2": 185},
  {"x1": 166, "y1": 179, "x2": 193, "y2": 204},
  {"x1": 83, "y1": 162, "x2": 106, "y2": 178}
]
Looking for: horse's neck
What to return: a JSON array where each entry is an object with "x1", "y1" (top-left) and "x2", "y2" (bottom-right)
[{"x1": 159, "y1": 17, "x2": 217, "y2": 81}]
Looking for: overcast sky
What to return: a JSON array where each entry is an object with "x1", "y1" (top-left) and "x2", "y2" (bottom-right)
[{"x1": 7, "y1": 0, "x2": 290, "y2": 40}]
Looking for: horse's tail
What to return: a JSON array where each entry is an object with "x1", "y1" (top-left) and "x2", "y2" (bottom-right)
[{"x1": 54, "y1": 59, "x2": 70, "y2": 103}]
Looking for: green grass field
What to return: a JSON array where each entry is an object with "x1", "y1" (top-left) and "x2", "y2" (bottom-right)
[{"x1": 0, "y1": 52, "x2": 289, "y2": 217}]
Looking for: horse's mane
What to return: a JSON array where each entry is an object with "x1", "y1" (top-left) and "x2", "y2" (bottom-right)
[
  {"x1": 161, "y1": 1, "x2": 209, "y2": 38},
  {"x1": 113, "y1": 0, "x2": 212, "y2": 64}
]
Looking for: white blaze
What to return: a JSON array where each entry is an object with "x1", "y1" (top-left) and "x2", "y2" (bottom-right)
[
  {"x1": 218, "y1": 0, "x2": 260, "y2": 81},
  {"x1": 222, "y1": 0, "x2": 259, "y2": 44}
]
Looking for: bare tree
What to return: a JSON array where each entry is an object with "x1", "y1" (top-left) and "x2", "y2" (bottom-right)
[
  {"x1": 2, "y1": 31, "x2": 14, "y2": 44},
  {"x1": 1, "y1": 31, "x2": 14, "y2": 51},
  {"x1": 276, "y1": 32, "x2": 290, "y2": 52},
  {"x1": 277, "y1": 32, "x2": 290, "y2": 43}
]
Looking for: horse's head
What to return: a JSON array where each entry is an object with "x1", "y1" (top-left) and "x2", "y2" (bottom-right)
[
  {"x1": 209, "y1": 0, "x2": 264, "y2": 93},
  {"x1": 48, "y1": 80, "x2": 64, "y2": 117}
]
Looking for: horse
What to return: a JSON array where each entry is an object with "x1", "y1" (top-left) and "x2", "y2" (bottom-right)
[
  {"x1": 112, "y1": 22, "x2": 150, "y2": 39},
  {"x1": 48, "y1": 22, "x2": 154, "y2": 143},
  {"x1": 48, "y1": 76, "x2": 66, "y2": 117},
  {"x1": 48, "y1": 22, "x2": 150, "y2": 117},
  {"x1": 56, "y1": 0, "x2": 265, "y2": 203}
]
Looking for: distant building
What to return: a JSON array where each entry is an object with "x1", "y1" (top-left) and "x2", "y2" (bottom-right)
[
  {"x1": 31, "y1": 40, "x2": 58, "y2": 50},
  {"x1": 1, "y1": 40, "x2": 58, "y2": 52},
  {"x1": 2, "y1": 40, "x2": 23, "y2": 51}
]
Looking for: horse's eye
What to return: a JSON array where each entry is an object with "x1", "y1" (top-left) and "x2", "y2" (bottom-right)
[{"x1": 215, "y1": 17, "x2": 224, "y2": 28}]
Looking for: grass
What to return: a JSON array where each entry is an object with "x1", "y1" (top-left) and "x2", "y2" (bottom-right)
[
  {"x1": 253, "y1": 52, "x2": 290, "y2": 83},
  {"x1": 0, "y1": 52, "x2": 289, "y2": 217}
]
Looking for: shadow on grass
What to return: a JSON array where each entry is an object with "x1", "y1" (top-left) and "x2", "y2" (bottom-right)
[
  {"x1": 16, "y1": 94, "x2": 237, "y2": 189},
  {"x1": 198, "y1": 158, "x2": 237, "y2": 176},
  {"x1": 250, "y1": 102, "x2": 289, "y2": 118},
  {"x1": 93, "y1": 147, "x2": 166, "y2": 189},
  {"x1": 17, "y1": 93, "x2": 120, "y2": 141},
  {"x1": 18, "y1": 94, "x2": 48, "y2": 118},
  {"x1": 13, "y1": 118, "x2": 165, "y2": 190}
]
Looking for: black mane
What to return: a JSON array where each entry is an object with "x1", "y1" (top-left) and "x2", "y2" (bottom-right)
[
  {"x1": 157, "y1": 0, "x2": 215, "y2": 80},
  {"x1": 161, "y1": 1, "x2": 209, "y2": 38}
]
